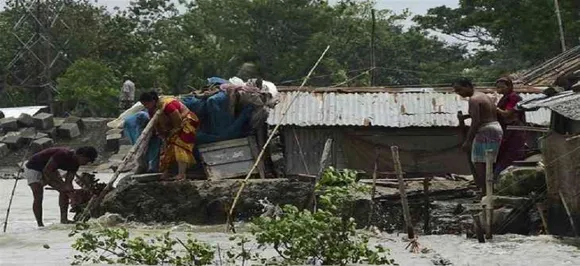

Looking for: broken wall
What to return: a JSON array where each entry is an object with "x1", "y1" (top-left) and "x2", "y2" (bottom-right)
[
  {"x1": 542, "y1": 132, "x2": 580, "y2": 235},
  {"x1": 282, "y1": 126, "x2": 471, "y2": 176}
]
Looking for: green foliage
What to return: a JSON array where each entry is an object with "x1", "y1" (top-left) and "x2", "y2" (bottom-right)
[
  {"x1": 69, "y1": 223, "x2": 215, "y2": 265},
  {"x1": 248, "y1": 167, "x2": 394, "y2": 265},
  {"x1": 414, "y1": 0, "x2": 580, "y2": 80},
  {"x1": 497, "y1": 169, "x2": 546, "y2": 197},
  {"x1": 56, "y1": 59, "x2": 119, "y2": 117}
]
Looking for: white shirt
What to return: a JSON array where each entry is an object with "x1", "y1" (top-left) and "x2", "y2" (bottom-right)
[{"x1": 121, "y1": 80, "x2": 135, "y2": 101}]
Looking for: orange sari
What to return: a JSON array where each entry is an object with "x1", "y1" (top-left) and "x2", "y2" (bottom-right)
[{"x1": 156, "y1": 97, "x2": 200, "y2": 172}]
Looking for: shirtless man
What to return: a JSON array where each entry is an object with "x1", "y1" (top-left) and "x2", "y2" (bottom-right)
[
  {"x1": 453, "y1": 78, "x2": 503, "y2": 194},
  {"x1": 23, "y1": 146, "x2": 98, "y2": 227}
]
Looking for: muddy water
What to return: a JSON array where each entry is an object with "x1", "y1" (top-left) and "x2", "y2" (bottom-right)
[{"x1": 1, "y1": 174, "x2": 579, "y2": 266}]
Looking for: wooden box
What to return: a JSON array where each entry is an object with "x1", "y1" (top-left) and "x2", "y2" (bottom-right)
[{"x1": 198, "y1": 136, "x2": 265, "y2": 179}]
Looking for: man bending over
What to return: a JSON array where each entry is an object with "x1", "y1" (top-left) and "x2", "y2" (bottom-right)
[{"x1": 24, "y1": 146, "x2": 98, "y2": 227}]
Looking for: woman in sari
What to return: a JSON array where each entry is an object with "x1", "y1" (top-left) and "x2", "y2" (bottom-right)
[
  {"x1": 139, "y1": 91, "x2": 200, "y2": 180},
  {"x1": 495, "y1": 77, "x2": 526, "y2": 175}
]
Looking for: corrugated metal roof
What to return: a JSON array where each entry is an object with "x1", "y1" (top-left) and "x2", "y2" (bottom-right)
[
  {"x1": 520, "y1": 90, "x2": 580, "y2": 120},
  {"x1": 267, "y1": 92, "x2": 551, "y2": 127},
  {"x1": 515, "y1": 45, "x2": 580, "y2": 86},
  {"x1": 0, "y1": 106, "x2": 47, "y2": 119}
]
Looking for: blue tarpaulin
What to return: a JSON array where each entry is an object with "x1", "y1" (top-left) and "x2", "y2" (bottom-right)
[{"x1": 123, "y1": 111, "x2": 161, "y2": 172}]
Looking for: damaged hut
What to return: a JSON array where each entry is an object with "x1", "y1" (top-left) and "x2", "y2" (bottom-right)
[
  {"x1": 516, "y1": 45, "x2": 580, "y2": 236},
  {"x1": 268, "y1": 86, "x2": 551, "y2": 178}
]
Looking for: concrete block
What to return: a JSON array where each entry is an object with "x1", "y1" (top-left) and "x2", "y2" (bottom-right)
[
  {"x1": 118, "y1": 144, "x2": 133, "y2": 155},
  {"x1": 33, "y1": 113, "x2": 54, "y2": 130},
  {"x1": 106, "y1": 133, "x2": 122, "y2": 152},
  {"x1": 31, "y1": 138, "x2": 54, "y2": 153},
  {"x1": 54, "y1": 118, "x2": 65, "y2": 128},
  {"x1": 64, "y1": 116, "x2": 85, "y2": 130},
  {"x1": 40, "y1": 128, "x2": 57, "y2": 139},
  {"x1": 34, "y1": 132, "x2": 49, "y2": 139},
  {"x1": 2, "y1": 134, "x2": 24, "y2": 150},
  {"x1": 0, "y1": 143, "x2": 9, "y2": 157},
  {"x1": 57, "y1": 123, "x2": 81, "y2": 139},
  {"x1": 19, "y1": 127, "x2": 37, "y2": 144},
  {"x1": 17, "y1": 113, "x2": 34, "y2": 127},
  {"x1": 0, "y1": 117, "x2": 19, "y2": 132},
  {"x1": 106, "y1": 128, "x2": 124, "y2": 136}
]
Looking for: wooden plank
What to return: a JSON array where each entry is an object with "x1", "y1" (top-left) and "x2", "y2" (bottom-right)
[
  {"x1": 198, "y1": 138, "x2": 249, "y2": 153},
  {"x1": 202, "y1": 146, "x2": 254, "y2": 166},
  {"x1": 206, "y1": 160, "x2": 258, "y2": 180},
  {"x1": 248, "y1": 136, "x2": 266, "y2": 179},
  {"x1": 506, "y1": 125, "x2": 549, "y2": 133}
]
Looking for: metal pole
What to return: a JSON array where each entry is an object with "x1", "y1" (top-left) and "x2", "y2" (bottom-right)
[{"x1": 554, "y1": 0, "x2": 567, "y2": 52}]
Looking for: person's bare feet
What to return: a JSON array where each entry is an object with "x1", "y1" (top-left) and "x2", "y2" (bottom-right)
[
  {"x1": 60, "y1": 219, "x2": 75, "y2": 224},
  {"x1": 174, "y1": 174, "x2": 186, "y2": 181},
  {"x1": 37, "y1": 222, "x2": 45, "y2": 227},
  {"x1": 160, "y1": 172, "x2": 172, "y2": 181}
]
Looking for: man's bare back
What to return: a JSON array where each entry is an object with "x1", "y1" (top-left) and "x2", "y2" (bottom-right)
[{"x1": 469, "y1": 91, "x2": 497, "y2": 125}]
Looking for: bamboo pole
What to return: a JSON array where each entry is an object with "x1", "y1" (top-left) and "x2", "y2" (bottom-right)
[
  {"x1": 484, "y1": 149, "x2": 494, "y2": 239},
  {"x1": 225, "y1": 46, "x2": 330, "y2": 233},
  {"x1": 367, "y1": 147, "x2": 379, "y2": 226},
  {"x1": 78, "y1": 111, "x2": 160, "y2": 222},
  {"x1": 559, "y1": 190, "x2": 578, "y2": 237},
  {"x1": 312, "y1": 139, "x2": 333, "y2": 212},
  {"x1": 423, "y1": 177, "x2": 431, "y2": 235},
  {"x1": 3, "y1": 142, "x2": 34, "y2": 233},
  {"x1": 391, "y1": 146, "x2": 415, "y2": 239},
  {"x1": 536, "y1": 203, "x2": 550, "y2": 235}
]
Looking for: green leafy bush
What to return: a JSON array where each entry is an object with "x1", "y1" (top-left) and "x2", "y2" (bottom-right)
[
  {"x1": 69, "y1": 223, "x2": 214, "y2": 265},
  {"x1": 249, "y1": 167, "x2": 395, "y2": 265}
]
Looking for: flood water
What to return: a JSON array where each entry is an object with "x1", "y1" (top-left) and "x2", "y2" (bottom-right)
[{"x1": 1, "y1": 173, "x2": 579, "y2": 265}]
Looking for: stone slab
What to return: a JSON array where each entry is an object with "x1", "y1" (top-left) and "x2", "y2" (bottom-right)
[
  {"x1": 64, "y1": 116, "x2": 85, "y2": 130},
  {"x1": 0, "y1": 117, "x2": 19, "y2": 132},
  {"x1": 0, "y1": 143, "x2": 9, "y2": 157},
  {"x1": 19, "y1": 127, "x2": 37, "y2": 144},
  {"x1": 2, "y1": 134, "x2": 24, "y2": 150},
  {"x1": 106, "y1": 128, "x2": 123, "y2": 136},
  {"x1": 40, "y1": 128, "x2": 57, "y2": 139},
  {"x1": 54, "y1": 118, "x2": 65, "y2": 128},
  {"x1": 33, "y1": 113, "x2": 54, "y2": 130},
  {"x1": 57, "y1": 123, "x2": 81, "y2": 139},
  {"x1": 106, "y1": 133, "x2": 122, "y2": 152},
  {"x1": 32, "y1": 138, "x2": 54, "y2": 153},
  {"x1": 34, "y1": 132, "x2": 49, "y2": 140},
  {"x1": 17, "y1": 113, "x2": 34, "y2": 127}
]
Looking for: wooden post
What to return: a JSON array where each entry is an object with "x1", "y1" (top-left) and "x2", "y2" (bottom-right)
[
  {"x1": 536, "y1": 203, "x2": 550, "y2": 235},
  {"x1": 391, "y1": 146, "x2": 415, "y2": 239},
  {"x1": 484, "y1": 149, "x2": 494, "y2": 239},
  {"x1": 312, "y1": 138, "x2": 333, "y2": 212},
  {"x1": 554, "y1": 0, "x2": 567, "y2": 52},
  {"x1": 423, "y1": 177, "x2": 432, "y2": 235},
  {"x1": 473, "y1": 214, "x2": 486, "y2": 243},
  {"x1": 78, "y1": 111, "x2": 160, "y2": 221},
  {"x1": 559, "y1": 191, "x2": 578, "y2": 237},
  {"x1": 457, "y1": 111, "x2": 476, "y2": 177},
  {"x1": 370, "y1": 9, "x2": 376, "y2": 86},
  {"x1": 368, "y1": 147, "x2": 380, "y2": 226}
]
